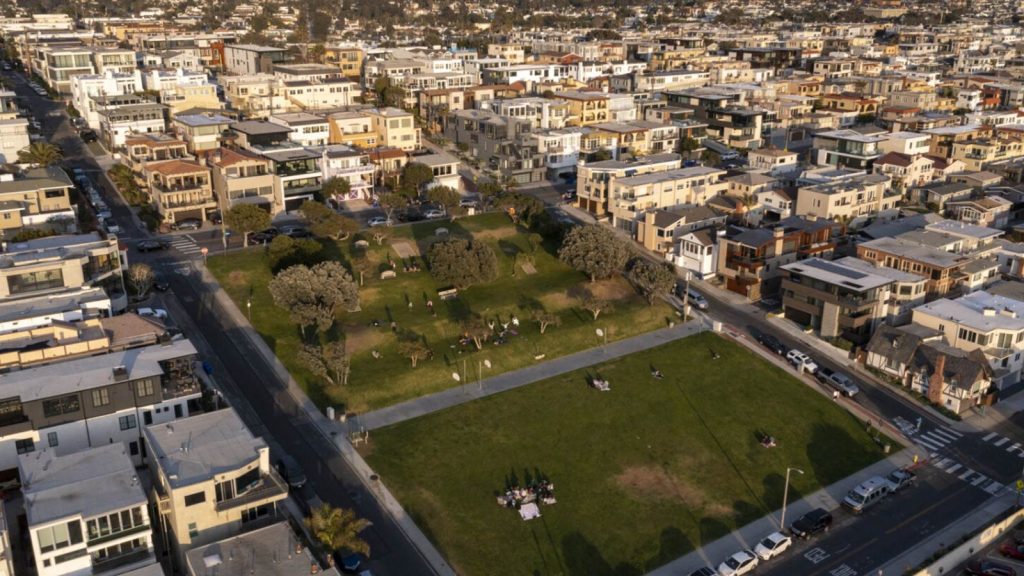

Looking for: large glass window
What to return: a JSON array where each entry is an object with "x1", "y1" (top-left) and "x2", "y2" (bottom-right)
[
  {"x1": 42, "y1": 394, "x2": 80, "y2": 418},
  {"x1": 36, "y1": 521, "x2": 82, "y2": 553},
  {"x1": 8, "y1": 269, "x2": 64, "y2": 295}
]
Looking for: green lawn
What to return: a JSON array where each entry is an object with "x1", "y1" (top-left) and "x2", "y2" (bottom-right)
[
  {"x1": 366, "y1": 332, "x2": 887, "y2": 576},
  {"x1": 208, "y1": 213, "x2": 674, "y2": 412}
]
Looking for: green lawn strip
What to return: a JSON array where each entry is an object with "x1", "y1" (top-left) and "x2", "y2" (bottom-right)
[
  {"x1": 208, "y1": 213, "x2": 673, "y2": 412},
  {"x1": 365, "y1": 332, "x2": 885, "y2": 576}
]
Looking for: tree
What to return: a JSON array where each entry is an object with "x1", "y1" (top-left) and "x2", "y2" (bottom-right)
[
  {"x1": 17, "y1": 142, "x2": 62, "y2": 167},
  {"x1": 225, "y1": 204, "x2": 271, "y2": 247},
  {"x1": 371, "y1": 226, "x2": 391, "y2": 246},
  {"x1": 425, "y1": 185, "x2": 460, "y2": 217},
  {"x1": 477, "y1": 181, "x2": 504, "y2": 203},
  {"x1": 530, "y1": 309, "x2": 561, "y2": 334},
  {"x1": 461, "y1": 315, "x2": 492, "y2": 350},
  {"x1": 266, "y1": 234, "x2": 322, "y2": 271},
  {"x1": 298, "y1": 342, "x2": 350, "y2": 387},
  {"x1": 127, "y1": 263, "x2": 155, "y2": 298},
  {"x1": 268, "y1": 261, "x2": 359, "y2": 336},
  {"x1": 427, "y1": 238, "x2": 498, "y2": 288},
  {"x1": 400, "y1": 162, "x2": 434, "y2": 195},
  {"x1": 372, "y1": 77, "x2": 405, "y2": 108},
  {"x1": 701, "y1": 149, "x2": 721, "y2": 166},
  {"x1": 308, "y1": 504, "x2": 370, "y2": 559},
  {"x1": 558, "y1": 225, "x2": 629, "y2": 282},
  {"x1": 680, "y1": 137, "x2": 702, "y2": 153},
  {"x1": 300, "y1": 200, "x2": 358, "y2": 240},
  {"x1": 397, "y1": 330, "x2": 430, "y2": 367},
  {"x1": 527, "y1": 233, "x2": 543, "y2": 254},
  {"x1": 581, "y1": 293, "x2": 614, "y2": 320},
  {"x1": 376, "y1": 192, "x2": 406, "y2": 224},
  {"x1": 321, "y1": 177, "x2": 351, "y2": 201},
  {"x1": 625, "y1": 258, "x2": 675, "y2": 305}
]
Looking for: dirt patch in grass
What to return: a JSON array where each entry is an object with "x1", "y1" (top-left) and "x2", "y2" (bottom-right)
[
  {"x1": 392, "y1": 241, "x2": 420, "y2": 259},
  {"x1": 346, "y1": 324, "x2": 389, "y2": 355},
  {"x1": 226, "y1": 270, "x2": 250, "y2": 287},
  {"x1": 538, "y1": 291, "x2": 575, "y2": 310},
  {"x1": 359, "y1": 287, "x2": 382, "y2": 306},
  {"x1": 473, "y1": 227, "x2": 518, "y2": 241},
  {"x1": 590, "y1": 278, "x2": 634, "y2": 300},
  {"x1": 613, "y1": 465, "x2": 730, "y2": 517}
]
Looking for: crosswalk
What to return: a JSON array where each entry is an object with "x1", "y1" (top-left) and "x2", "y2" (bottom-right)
[
  {"x1": 170, "y1": 235, "x2": 202, "y2": 255},
  {"x1": 980, "y1": 431, "x2": 1024, "y2": 458},
  {"x1": 930, "y1": 456, "x2": 1006, "y2": 495},
  {"x1": 908, "y1": 426, "x2": 963, "y2": 453}
]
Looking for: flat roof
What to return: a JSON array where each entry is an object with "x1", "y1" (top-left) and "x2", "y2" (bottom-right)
[
  {"x1": 410, "y1": 151, "x2": 459, "y2": 168},
  {"x1": 268, "y1": 112, "x2": 328, "y2": 126},
  {"x1": 916, "y1": 290, "x2": 1024, "y2": 332},
  {"x1": 925, "y1": 219, "x2": 1004, "y2": 240},
  {"x1": 815, "y1": 129, "x2": 888, "y2": 144},
  {"x1": 586, "y1": 152, "x2": 680, "y2": 170},
  {"x1": 859, "y1": 236, "x2": 965, "y2": 268},
  {"x1": 174, "y1": 113, "x2": 234, "y2": 127},
  {"x1": 231, "y1": 120, "x2": 292, "y2": 136},
  {"x1": 0, "y1": 166, "x2": 73, "y2": 195},
  {"x1": 617, "y1": 166, "x2": 724, "y2": 187},
  {"x1": 833, "y1": 256, "x2": 926, "y2": 284},
  {"x1": 186, "y1": 522, "x2": 341, "y2": 576},
  {"x1": 782, "y1": 257, "x2": 893, "y2": 292},
  {"x1": 0, "y1": 287, "x2": 109, "y2": 324},
  {"x1": 0, "y1": 339, "x2": 197, "y2": 402},
  {"x1": 144, "y1": 407, "x2": 263, "y2": 489},
  {"x1": 22, "y1": 443, "x2": 146, "y2": 526}
]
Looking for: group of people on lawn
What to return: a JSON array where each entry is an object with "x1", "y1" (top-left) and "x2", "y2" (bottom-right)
[{"x1": 498, "y1": 480, "x2": 556, "y2": 509}]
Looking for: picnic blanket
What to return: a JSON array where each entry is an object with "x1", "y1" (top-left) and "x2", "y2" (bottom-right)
[{"x1": 519, "y1": 502, "x2": 541, "y2": 521}]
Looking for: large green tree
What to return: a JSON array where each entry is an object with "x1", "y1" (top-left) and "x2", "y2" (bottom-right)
[
  {"x1": 300, "y1": 200, "x2": 358, "y2": 240},
  {"x1": 427, "y1": 238, "x2": 498, "y2": 288},
  {"x1": 625, "y1": 257, "x2": 675, "y2": 305},
  {"x1": 400, "y1": 162, "x2": 434, "y2": 195},
  {"x1": 425, "y1": 185, "x2": 460, "y2": 217},
  {"x1": 268, "y1": 261, "x2": 359, "y2": 336},
  {"x1": 225, "y1": 204, "x2": 271, "y2": 247},
  {"x1": 558, "y1": 224, "x2": 629, "y2": 282}
]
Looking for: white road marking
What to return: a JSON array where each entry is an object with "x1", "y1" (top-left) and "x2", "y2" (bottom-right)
[
  {"x1": 995, "y1": 437, "x2": 1010, "y2": 447},
  {"x1": 959, "y1": 468, "x2": 976, "y2": 480},
  {"x1": 1009, "y1": 443, "x2": 1022, "y2": 453},
  {"x1": 915, "y1": 437, "x2": 944, "y2": 451},
  {"x1": 972, "y1": 475, "x2": 989, "y2": 486},
  {"x1": 983, "y1": 432, "x2": 999, "y2": 442},
  {"x1": 946, "y1": 463, "x2": 962, "y2": 474},
  {"x1": 805, "y1": 548, "x2": 829, "y2": 564},
  {"x1": 986, "y1": 482, "x2": 1004, "y2": 495},
  {"x1": 931, "y1": 429, "x2": 959, "y2": 442},
  {"x1": 935, "y1": 457, "x2": 954, "y2": 469},
  {"x1": 940, "y1": 426, "x2": 964, "y2": 438},
  {"x1": 830, "y1": 565, "x2": 857, "y2": 576}
]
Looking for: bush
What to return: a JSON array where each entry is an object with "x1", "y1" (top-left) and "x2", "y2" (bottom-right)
[
  {"x1": 10, "y1": 228, "x2": 57, "y2": 242},
  {"x1": 137, "y1": 205, "x2": 162, "y2": 232}
]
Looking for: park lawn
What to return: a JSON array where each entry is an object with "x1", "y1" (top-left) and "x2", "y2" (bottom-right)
[
  {"x1": 365, "y1": 332, "x2": 888, "y2": 576},
  {"x1": 208, "y1": 212, "x2": 674, "y2": 412}
]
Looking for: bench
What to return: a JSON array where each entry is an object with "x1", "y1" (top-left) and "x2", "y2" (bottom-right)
[
  {"x1": 380, "y1": 270, "x2": 397, "y2": 280},
  {"x1": 438, "y1": 288, "x2": 458, "y2": 300}
]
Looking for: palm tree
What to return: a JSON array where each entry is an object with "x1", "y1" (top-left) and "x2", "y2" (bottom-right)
[
  {"x1": 17, "y1": 142, "x2": 62, "y2": 167},
  {"x1": 308, "y1": 504, "x2": 370, "y2": 561}
]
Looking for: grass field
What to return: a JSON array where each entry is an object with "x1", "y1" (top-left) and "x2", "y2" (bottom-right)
[
  {"x1": 365, "y1": 332, "x2": 887, "y2": 576},
  {"x1": 208, "y1": 213, "x2": 674, "y2": 412}
]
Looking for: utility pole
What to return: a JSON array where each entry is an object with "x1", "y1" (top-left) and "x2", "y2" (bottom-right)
[{"x1": 683, "y1": 270, "x2": 692, "y2": 321}]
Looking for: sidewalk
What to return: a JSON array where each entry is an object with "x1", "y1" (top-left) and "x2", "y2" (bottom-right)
[
  {"x1": 193, "y1": 264, "x2": 458, "y2": 576},
  {"x1": 648, "y1": 449, "x2": 916, "y2": 576}
]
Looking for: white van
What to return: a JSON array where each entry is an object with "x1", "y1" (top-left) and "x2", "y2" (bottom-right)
[{"x1": 842, "y1": 476, "x2": 890, "y2": 514}]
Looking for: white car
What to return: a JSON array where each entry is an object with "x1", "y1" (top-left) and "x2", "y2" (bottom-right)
[
  {"x1": 753, "y1": 531, "x2": 792, "y2": 561},
  {"x1": 423, "y1": 208, "x2": 446, "y2": 219},
  {"x1": 137, "y1": 308, "x2": 168, "y2": 320},
  {"x1": 717, "y1": 550, "x2": 758, "y2": 576},
  {"x1": 367, "y1": 216, "x2": 391, "y2": 227},
  {"x1": 786, "y1": 349, "x2": 819, "y2": 375}
]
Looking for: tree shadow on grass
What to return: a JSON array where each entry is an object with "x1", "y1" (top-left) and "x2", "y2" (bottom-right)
[
  {"x1": 761, "y1": 471, "x2": 804, "y2": 514},
  {"x1": 562, "y1": 532, "x2": 614, "y2": 576},
  {"x1": 643, "y1": 527, "x2": 692, "y2": 573},
  {"x1": 806, "y1": 423, "x2": 880, "y2": 487},
  {"x1": 733, "y1": 499, "x2": 766, "y2": 527}
]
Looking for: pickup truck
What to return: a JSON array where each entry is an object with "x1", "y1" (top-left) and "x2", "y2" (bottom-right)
[{"x1": 884, "y1": 468, "x2": 916, "y2": 493}]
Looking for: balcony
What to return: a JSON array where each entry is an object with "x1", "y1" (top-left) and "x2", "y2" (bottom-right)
[
  {"x1": 92, "y1": 548, "x2": 152, "y2": 574},
  {"x1": 152, "y1": 182, "x2": 210, "y2": 195},
  {"x1": 88, "y1": 523, "x2": 151, "y2": 547},
  {"x1": 726, "y1": 254, "x2": 765, "y2": 273},
  {"x1": 214, "y1": 469, "x2": 287, "y2": 512}
]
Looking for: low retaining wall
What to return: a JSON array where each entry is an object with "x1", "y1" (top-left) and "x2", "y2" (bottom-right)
[{"x1": 913, "y1": 504, "x2": 1021, "y2": 576}]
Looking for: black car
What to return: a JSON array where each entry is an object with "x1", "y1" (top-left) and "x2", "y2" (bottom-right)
[
  {"x1": 79, "y1": 128, "x2": 98, "y2": 143},
  {"x1": 281, "y1": 225, "x2": 312, "y2": 238},
  {"x1": 754, "y1": 330, "x2": 787, "y2": 356},
  {"x1": 790, "y1": 508, "x2": 832, "y2": 539},
  {"x1": 687, "y1": 568, "x2": 718, "y2": 576},
  {"x1": 136, "y1": 239, "x2": 170, "y2": 252},
  {"x1": 965, "y1": 559, "x2": 1017, "y2": 576},
  {"x1": 208, "y1": 210, "x2": 222, "y2": 225},
  {"x1": 397, "y1": 208, "x2": 425, "y2": 222},
  {"x1": 248, "y1": 227, "x2": 280, "y2": 244},
  {"x1": 276, "y1": 454, "x2": 307, "y2": 489},
  {"x1": 153, "y1": 281, "x2": 170, "y2": 292}
]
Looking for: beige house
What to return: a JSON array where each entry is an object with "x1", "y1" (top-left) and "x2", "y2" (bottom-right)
[
  {"x1": 555, "y1": 91, "x2": 611, "y2": 127},
  {"x1": 369, "y1": 107, "x2": 420, "y2": 151},
  {"x1": 952, "y1": 137, "x2": 1024, "y2": 171},
  {"x1": 125, "y1": 133, "x2": 192, "y2": 174},
  {"x1": 210, "y1": 147, "x2": 275, "y2": 212},
  {"x1": 873, "y1": 152, "x2": 935, "y2": 190},
  {"x1": 144, "y1": 407, "x2": 288, "y2": 568},
  {"x1": 795, "y1": 173, "x2": 898, "y2": 223},
  {"x1": 609, "y1": 166, "x2": 728, "y2": 233},
  {"x1": 142, "y1": 160, "x2": 217, "y2": 224},
  {"x1": 576, "y1": 153, "x2": 681, "y2": 216},
  {"x1": 0, "y1": 167, "x2": 76, "y2": 239}
]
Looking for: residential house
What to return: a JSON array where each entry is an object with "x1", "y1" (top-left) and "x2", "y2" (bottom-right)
[
  {"x1": 914, "y1": 180, "x2": 974, "y2": 211},
  {"x1": 0, "y1": 167, "x2": 76, "y2": 240},
  {"x1": 209, "y1": 147, "x2": 275, "y2": 213},
  {"x1": 323, "y1": 45, "x2": 363, "y2": 79},
  {"x1": 0, "y1": 91, "x2": 29, "y2": 165},
  {"x1": 795, "y1": 173, "x2": 897, "y2": 225},
  {"x1": 125, "y1": 133, "x2": 191, "y2": 177},
  {"x1": 368, "y1": 107, "x2": 420, "y2": 152},
  {"x1": 231, "y1": 120, "x2": 322, "y2": 213},
  {"x1": 97, "y1": 102, "x2": 166, "y2": 150},
  {"x1": 268, "y1": 112, "x2": 329, "y2": 148},
  {"x1": 663, "y1": 87, "x2": 765, "y2": 149},
  {"x1": 780, "y1": 256, "x2": 894, "y2": 344},
  {"x1": 412, "y1": 151, "x2": 461, "y2": 191},
  {"x1": 608, "y1": 166, "x2": 728, "y2": 234},
  {"x1": 879, "y1": 131, "x2": 932, "y2": 156},
  {"x1": 223, "y1": 44, "x2": 288, "y2": 75},
  {"x1": 142, "y1": 159, "x2": 216, "y2": 225},
  {"x1": 836, "y1": 256, "x2": 927, "y2": 325},
  {"x1": 185, "y1": 522, "x2": 340, "y2": 576},
  {"x1": 856, "y1": 235, "x2": 971, "y2": 298},
  {"x1": 748, "y1": 148, "x2": 799, "y2": 175},
  {"x1": 638, "y1": 205, "x2": 725, "y2": 254},
  {"x1": 172, "y1": 113, "x2": 234, "y2": 154},
  {"x1": 952, "y1": 137, "x2": 1024, "y2": 171},
  {"x1": 554, "y1": 91, "x2": 610, "y2": 127},
  {"x1": 143, "y1": 407, "x2": 288, "y2": 566},
  {"x1": 946, "y1": 196, "x2": 1013, "y2": 229},
  {"x1": 873, "y1": 152, "x2": 935, "y2": 190},
  {"x1": 669, "y1": 228, "x2": 719, "y2": 279},
  {"x1": 319, "y1": 145, "x2": 375, "y2": 202},
  {"x1": 70, "y1": 70, "x2": 144, "y2": 129},
  {"x1": 717, "y1": 215, "x2": 835, "y2": 301},
  {"x1": 22, "y1": 444, "x2": 156, "y2": 576},
  {"x1": 812, "y1": 129, "x2": 886, "y2": 171},
  {"x1": 575, "y1": 153, "x2": 682, "y2": 217}
]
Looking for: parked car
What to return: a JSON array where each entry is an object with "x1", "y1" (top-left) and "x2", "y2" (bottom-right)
[
  {"x1": 785, "y1": 349, "x2": 819, "y2": 374},
  {"x1": 754, "y1": 330, "x2": 787, "y2": 355},
  {"x1": 280, "y1": 225, "x2": 311, "y2": 238},
  {"x1": 790, "y1": 508, "x2": 832, "y2": 539},
  {"x1": 208, "y1": 210, "x2": 222, "y2": 225},
  {"x1": 826, "y1": 371, "x2": 859, "y2": 397},
  {"x1": 106, "y1": 222, "x2": 121, "y2": 235},
  {"x1": 753, "y1": 531, "x2": 792, "y2": 561},
  {"x1": 79, "y1": 128, "x2": 97, "y2": 142},
  {"x1": 687, "y1": 568, "x2": 718, "y2": 576},
  {"x1": 172, "y1": 218, "x2": 202, "y2": 231},
  {"x1": 459, "y1": 196, "x2": 479, "y2": 208},
  {"x1": 137, "y1": 307, "x2": 168, "y2": 320},
  {"x1": 338, "y1": 553, "x2": 367, "y2": 574},
  {"x1": 884, "y1": 469, "x2": 916, "y2": 493},
  {"x1": 423, "y1": 208, "x2": 446, "y2": 219},
  {"x1": 1001, "y1": 541, "x2": 1024, "y2": 561},
  {"x1": 966, "y1": 559, "x2": 1017, "y2": 576},
  {"x1": 275, "y1": 454, "x2": 307, "y2": 489},
  {"x1": 368, "y1": 216, "x2": 391, "y2": 227},
  {"x1": 677, "y1": 286, "x2": 709, "y2": 310},
  {"x1": 716, "y1": 551, "x2": 758, "y2": 576},
  {"x1": 153, "y1": 280, "x2": 170, "y2": 292},
  {"x1": 397, "y1": 208, "x2": 424, "y2": 222},
  {"x1": 247, "y1": 227, "x2": 280, "y2": 244},
  {"x1": 136, "y1": 239, "x2": 170, "y2": 252},
  {"x1": 842, "y1": 476, "x2": 890, "y2": 514}
]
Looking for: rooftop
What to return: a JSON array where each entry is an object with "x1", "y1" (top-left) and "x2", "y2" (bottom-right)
[
  {"x1": 617, "y1": 166, "x2": 724, "y2": 187},
  {"x1": 231, "y1": 120, "x2": 293, "y2": 136},
  {"x1": 586, "y1": 152, "x2": 681, "y2": 171},
  {"x1": 859, "y1": 236, "x2": 966, "y2": 268},
  {"x1": 782, "y1": 257, "x2": 893, "y2": 292},
  {"x1": 186, "y1": 522, "x2": 340, "y2": 576},
  {"x1": 834, "y1": 256, "x2": 926, "y2": 284},
  {"x1": 174, "y1": 112, "x2": 234, "y2": 127},
  {"x1": 144, "y1": 407, "x2": 266, "y2": 489},
  {"x1": 916, "y1": 291, "x2": 1024, "y2": 332},
  {"x1": 0, "y1": 166, "x2": 73, "y2": 195},
  {"x1": 21, "y1": 443, "x2": 146, "y2": 526}
]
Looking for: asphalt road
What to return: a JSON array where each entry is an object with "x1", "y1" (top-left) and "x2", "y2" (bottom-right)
[{"x1": 4, "y1": 70, "x2": 435, "y2": 576}]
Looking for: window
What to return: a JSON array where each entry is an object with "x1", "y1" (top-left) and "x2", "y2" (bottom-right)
[
  {"x1": 118, "y1": 414, "x2": 137, "y2": 431},
  {"x1": 43, "y1": 394, "x2": 80, "y2": 418},
  {"x1": 187, "y1": 523, "x2": 198, "y2": 539},
  {"x1": 92, "y1": 389, "x2": 109, "y2": 407},
  {"x1": 135, "y1": 379, "x2": 154, "y2": 397},
  {"x1": 16, "y1": 438, "x2": 34, "y2": 454},
  {"x1": 8, "y1": 269, "x2": 64, "y2": 295},
  {"x1": 36, "y1": 521, "x2": 82, "y2": 554},
  {"x1": 44, "y1": 189, "x2": 64, "y2": 198},
  {"x1": 47, "y1": 432, "x2": 58, "y2": 447},
  {"x1": 241, "y1": 504, "x2": 270, "y2": 524},
  {"x1": 235, "y1": 467, "x2": 261, "y2": 496},
  {"x1": 184, "y1": 492, "x2": 206, "y2": 507}
]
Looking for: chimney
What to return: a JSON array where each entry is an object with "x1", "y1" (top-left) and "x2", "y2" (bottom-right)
[
  {"x1": 928, "y1": 354, "x2": 946, "y2": 405},
  {"x1": 773, "y1": 226, "x2": 785, "y2": 255},
  {"x1": 983, "y1": 307, "x2": 996, "y2": 316}
]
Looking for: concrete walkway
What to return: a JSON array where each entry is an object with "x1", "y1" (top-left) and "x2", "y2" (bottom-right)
[
  {"x1": 357, "y1": 319, "x2": 708, "y2": 431},
  {"x1": 648, "y1": 450, "x2": 917, "y2": 576}
]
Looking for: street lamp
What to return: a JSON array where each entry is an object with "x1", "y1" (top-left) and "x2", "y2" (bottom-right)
[
  {"x1": 780, "y1": 467, "x2": 805, "y2": 531},
  {"x1": 478, "y1": 359, "x2": 491, "y2": 391},
  {"x1": 246, "y1": 296, "x2": 252, "y2": 322}
]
